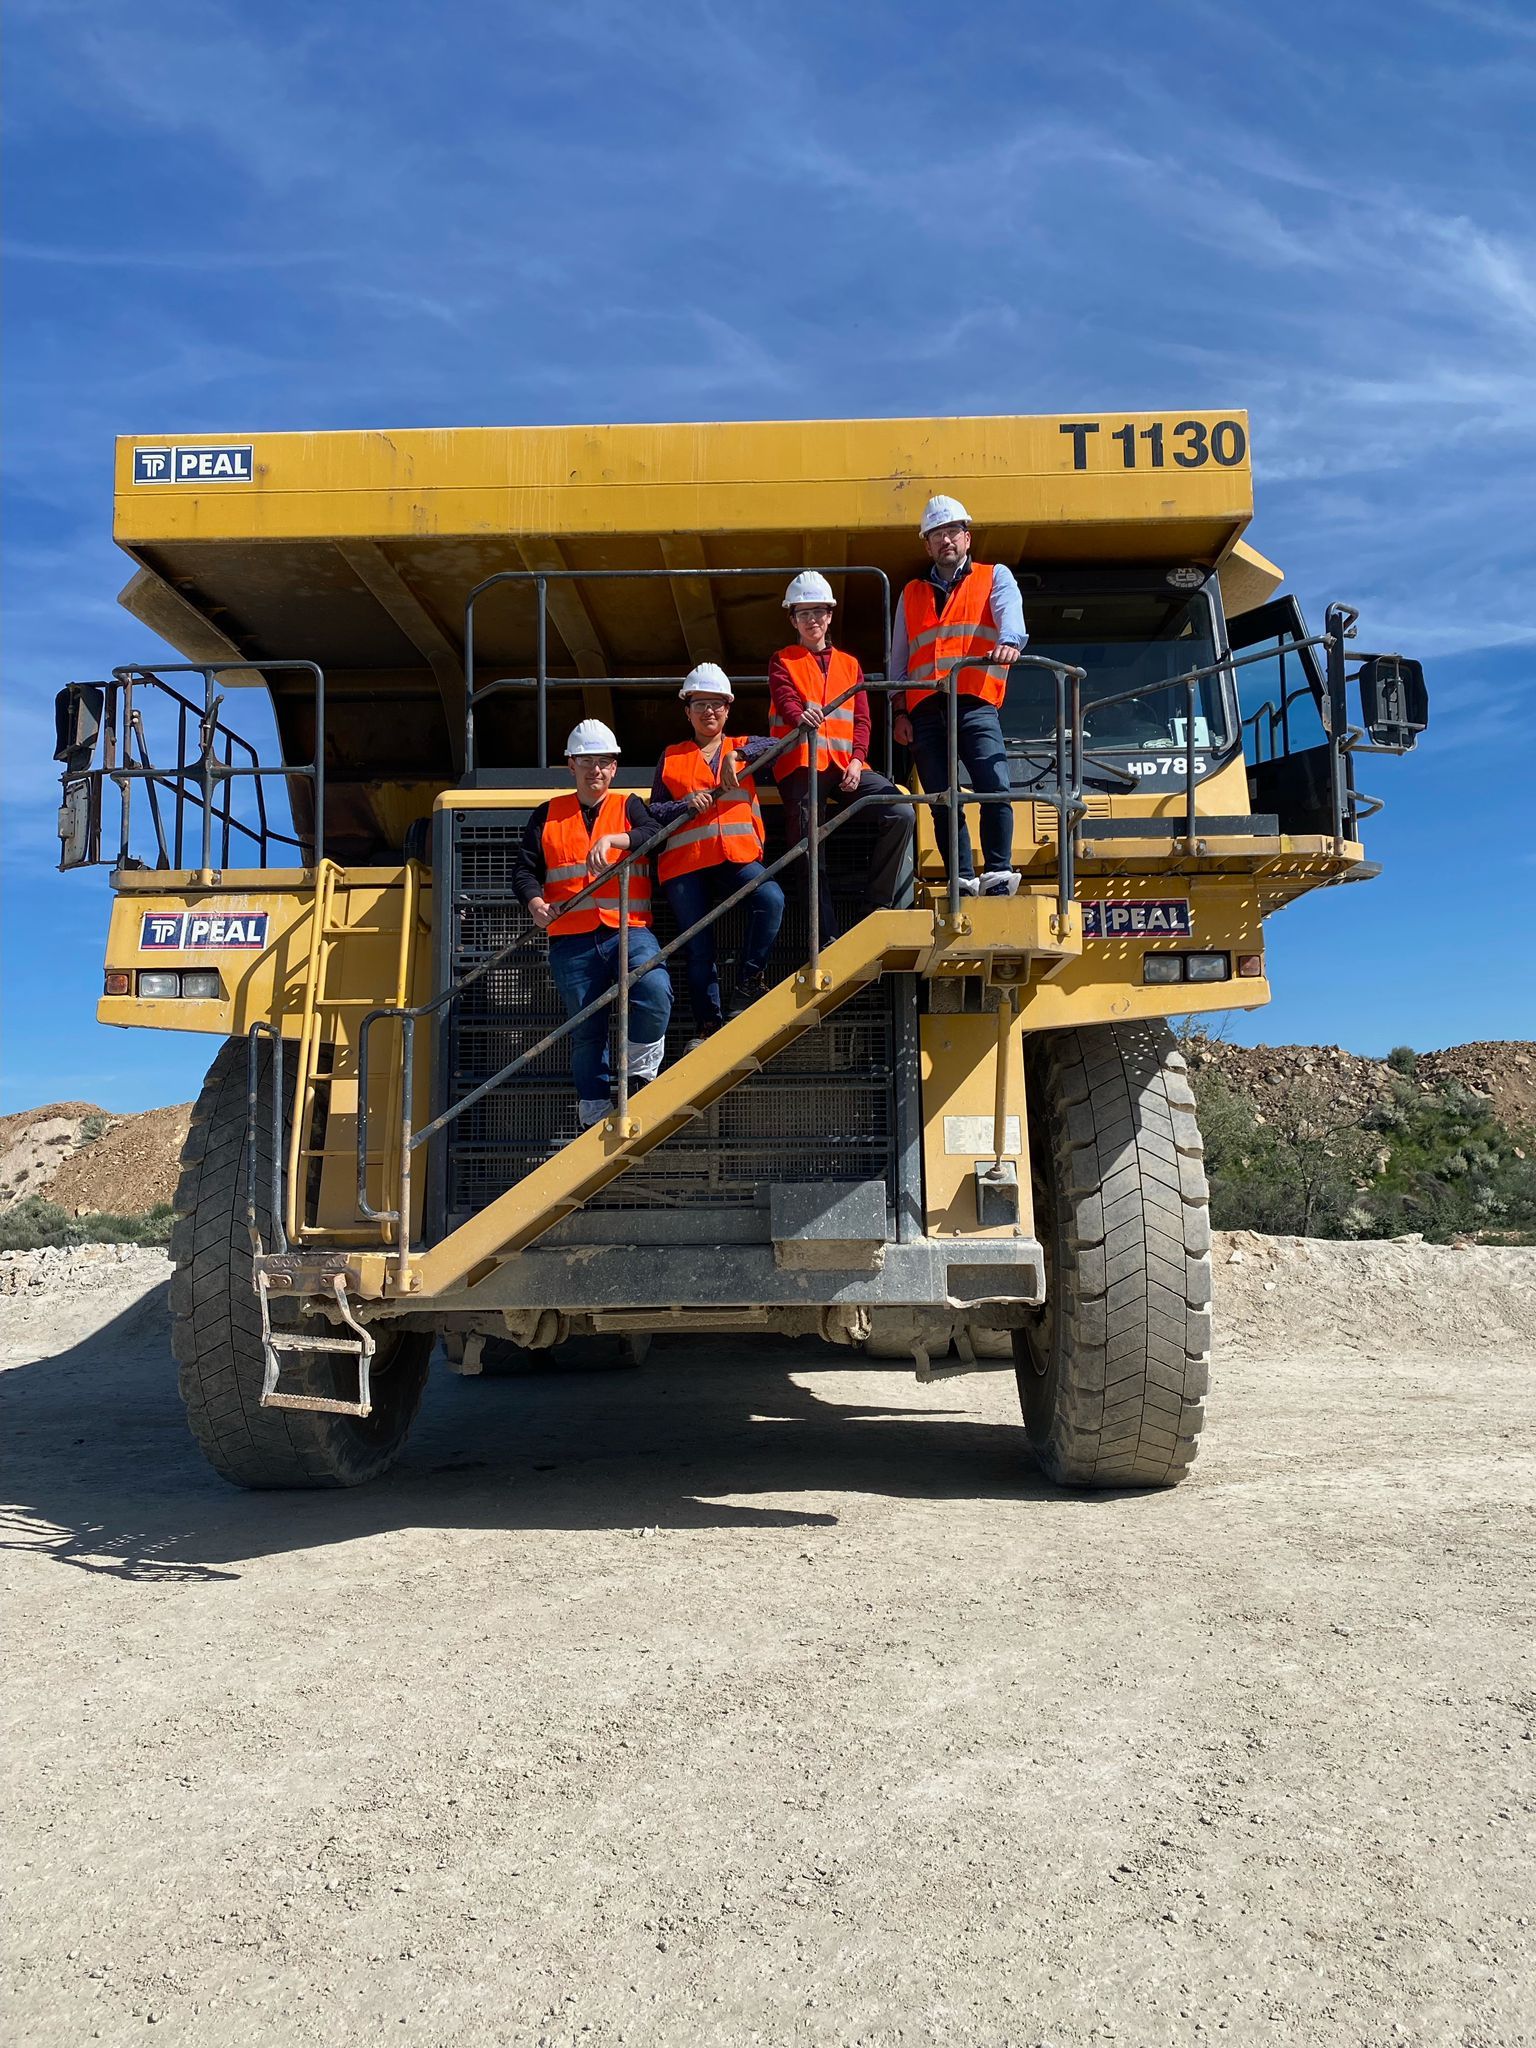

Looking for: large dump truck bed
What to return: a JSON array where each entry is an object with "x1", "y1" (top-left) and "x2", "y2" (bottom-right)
[{"x1": 112, "y1": 412, "x2": 1280, "y2": 853}]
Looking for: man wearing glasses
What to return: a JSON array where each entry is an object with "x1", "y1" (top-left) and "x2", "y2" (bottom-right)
[
  {"x1": 891, "y1": 495, "x2": 1027, "y2": 898},
  {"x1": 768, "y1": 571, "x2": 912, "y2": 939}
]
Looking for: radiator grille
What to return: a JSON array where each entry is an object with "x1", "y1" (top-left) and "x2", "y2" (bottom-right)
[{"x1": 438, "y1": 812, "x2": 901, "y2": 1235}]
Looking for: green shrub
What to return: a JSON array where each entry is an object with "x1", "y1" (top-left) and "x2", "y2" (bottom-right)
[
  {"x1": 0, "y1": 1198, "x2": 174, "y2": 1252},
  {"x1": 1189, "y1": 1069, "x2": 1535, "y2": 1243},
  {"x1": 1386, "y1": 1045, "x2": 1418, "y2": 1075}
]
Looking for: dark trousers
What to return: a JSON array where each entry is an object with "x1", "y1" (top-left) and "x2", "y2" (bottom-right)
[
  {"x1": 909, "y1": 696, "x2": 1014, "y2": 879},
  {"x1": 779, "y1": 765, "x2": 913, "y2": 939},
  {"x1": 664, "y1": 859, "x2": 786, "y2": 1029}
]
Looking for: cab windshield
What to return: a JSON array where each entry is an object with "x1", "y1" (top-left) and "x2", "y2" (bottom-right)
[{"x1": 1000, "y1": 586, "x2": 1232, "y2": 760}]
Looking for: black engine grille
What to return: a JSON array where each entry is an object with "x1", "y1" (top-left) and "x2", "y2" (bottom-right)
[{"x1": 433, "y1": 810, "x2": 903, "y2": 1240}]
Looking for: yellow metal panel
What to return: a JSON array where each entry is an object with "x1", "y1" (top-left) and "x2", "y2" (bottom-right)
[
  {"x1": 1219, "y1": 537, "x2": 1285, "y2": 617},
  {"x1": 113, "y1": 413, "x2": 1253, "y2": 547},
  {"x1": 1017, "y1": 877, "x2": 1268, "y2": 1029},
  {"x1": 919, "y1": 1010, "x2": 1034, "y2": 1240}
]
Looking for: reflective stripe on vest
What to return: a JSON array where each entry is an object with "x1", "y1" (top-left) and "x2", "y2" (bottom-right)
[
  {"x1": 768, "y1": 646, "x2": 859, "y2": 781},
  {"x1": 540, "y1": 791, "x2": 652, "y2": 935},
  {"x1": 655, "y1": 737, "x2": 767, "y2": 884},
  {"x1": 900, "y1": 562, "x2": 1007, "y2": 711}
]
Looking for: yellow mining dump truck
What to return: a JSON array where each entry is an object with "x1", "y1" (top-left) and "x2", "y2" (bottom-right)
[{"x1": 55, "y1": 413, "x2": 1427, "y2": 1491}]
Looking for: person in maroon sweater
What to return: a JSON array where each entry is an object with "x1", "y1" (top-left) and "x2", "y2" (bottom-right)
[{"x1": 767, "y1": 572, "x2": 912, "y2": 939}]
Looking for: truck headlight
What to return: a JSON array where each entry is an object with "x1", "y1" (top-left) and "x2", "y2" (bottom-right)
[
  {"x1": 1142, "y1": 953, "x2": 1232, "y2": 985},
  {"x1": 1183, "y1": 953, "x2": 1231, "y2": 982},
  {"x1": 137, "y1": 971, "x2": 181, "y2": 998},
  {"x1": 181, "y1": 971, "x2": 223, "y2": 1000}
]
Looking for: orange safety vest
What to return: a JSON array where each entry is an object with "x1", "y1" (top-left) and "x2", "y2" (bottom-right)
[
  {"x1": 769, "y1": 646, "x2": 860, "y2": 782},
  {"x1": 655, "y1": 737, "x2": 766, "y2": 885},
  {"x1": 540, "y1": 790, "x2": 652, "y2": 936},
  {"x1": 899, "y1": 561, "x2": 1006, "y2": 711}
]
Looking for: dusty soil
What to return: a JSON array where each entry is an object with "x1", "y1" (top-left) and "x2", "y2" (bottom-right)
[
  {"x1": 0, "y1": 1105, "x2": 102, "y2": 1207},
  {"x1": 3, "y1": 1238, "x2": 1533, "y2": 2048},
  {"x1": 42, "y1": 1105, "x2": 192, "y2": 1217},
  {"x1": 0, "y1": 1102, "x2": 192, "y2": 1217}
]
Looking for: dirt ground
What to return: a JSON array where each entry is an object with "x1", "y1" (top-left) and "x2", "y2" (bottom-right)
[{"x1": 3, "y1": 1237, "x2": 1533, "y2": 2048}]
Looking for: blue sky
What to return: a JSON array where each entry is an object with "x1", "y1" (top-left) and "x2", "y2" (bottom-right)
[{"x1": 3, "y1": 0, "x2": 1533, "y2": 1112}]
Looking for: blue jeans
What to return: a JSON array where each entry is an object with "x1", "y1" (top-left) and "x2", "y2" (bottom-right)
[
  {"x1": 909, "y1": 697, "x2": 1014, "y2": 879},
  {"x1": 547, "y1": 925, "x2": 673, "y2": 1102},
  {"x1": 664, "y1": 860, "x2": 785, "y2": 1028}
]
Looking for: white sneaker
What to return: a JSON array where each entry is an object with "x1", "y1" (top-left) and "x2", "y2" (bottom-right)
[
  {"x1": 979, "y1": 870, "x2": 1020, "y2": 897},
  {"x1": 578, "y1": 1097, "x2": 610, "y2": 1129},
  {"x1": 954, "y1": 875, "x2": 981, "y2": 896},
  {"x1": 626, "y1": 1036, "x2": 667, "y2": 1086}
]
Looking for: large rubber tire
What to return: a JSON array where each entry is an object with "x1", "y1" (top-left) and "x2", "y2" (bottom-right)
[
  {"x1": 170, "y1": 1040, "x2": 430, "y2": 1490},
  {"x1": 1015, "y1": 1022, "x2": 1211, "y2": 1488}
]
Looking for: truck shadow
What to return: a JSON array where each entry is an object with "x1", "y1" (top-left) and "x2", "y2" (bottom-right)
[{"x1": 2, "y1": 1287, "x2": 1088, "y2": 1584}]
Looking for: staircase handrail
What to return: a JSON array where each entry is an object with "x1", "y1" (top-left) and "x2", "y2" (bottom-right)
[{"x1": 350, "y1": 654, "x2": 1085, "y2": 1277}]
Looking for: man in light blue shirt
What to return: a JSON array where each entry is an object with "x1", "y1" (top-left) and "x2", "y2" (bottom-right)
[{"x1": 891, "y1": 495, "x2": 1027, "y2": 896}]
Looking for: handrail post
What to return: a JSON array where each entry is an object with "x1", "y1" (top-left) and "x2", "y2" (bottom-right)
[
  {"x1": 269, "y1": 1026, "x2": 286, "y2": 1255},
  {"x1": 174, "y1": 700, "x2": 186, "y2": 868},
  {"x1": 111, "y1": 679, "x2": 131, "y2": 870},
  {"x1": 616, "y1": 865, "x2": 630, "y2": 1122},
  {"x1": 356, "y1": 1011, "x2": 375, "y2": 1219},
  {"x1": 198, "y1": 669, "x2": 217, "y2": 880},
  {"x1": 463, "y1": 586, "x2": 477, "y2": 773},
  {"x1": 246, "y1": 1024, "x2": 267, "y2": 1255},
  {"x1": 806, "y1": 749, "x2": 821, "y2": 975},
  {"x1": 311, "y1": 659, "x2": 326, "y2": 863},
  {"x1": 536, "y1": 576, "x2": 548, "y2": 770},
  {"x1": 1185, "y1": 677, "x2": 1198, "y2": 845},
  {"x1": 946, "y1": 661, "x2": 961, "y2": 918},
  {"x1": 397, "y1": 1013, "x2": 413, "y2": 1284}
]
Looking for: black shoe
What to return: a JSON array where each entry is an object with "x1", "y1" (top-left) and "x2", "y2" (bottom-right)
[{"x1": 727, "y1": 976, "x2": 767, "y2": 1018}]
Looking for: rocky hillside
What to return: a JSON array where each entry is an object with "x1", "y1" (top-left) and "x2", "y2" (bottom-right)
[
  {"x1": 0, "y1": 1102, "x2": 192, "y2": 1216},
  {"x1": 1182, "y1": 1036, "x2": 1536, "y2": 1137}
]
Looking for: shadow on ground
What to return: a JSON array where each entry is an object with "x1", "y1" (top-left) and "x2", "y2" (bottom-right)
[{"x1": 1, "y1": 1281, "x2": 1073, "y2": 1581}]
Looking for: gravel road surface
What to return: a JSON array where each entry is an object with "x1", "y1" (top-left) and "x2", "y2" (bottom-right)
[{"x1": 4, "y1": 1240, "x2": 1533, "y2": 2047}]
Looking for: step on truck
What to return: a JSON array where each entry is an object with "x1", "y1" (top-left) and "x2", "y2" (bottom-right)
[{"x1": 54, "y1": 413, "x2": 1428, "y2": 1489}]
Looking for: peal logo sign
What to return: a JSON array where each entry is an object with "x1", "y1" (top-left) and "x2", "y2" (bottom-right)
[
  {"x1": 133, "y1": 445, "x2": 255, "y2": 485},
  {"x1": 140, "y1": 911, "x2": 269, "y2": 950},
  {"x1": 1081, "y1": 898, "x2": 1193, "y2": 939}
]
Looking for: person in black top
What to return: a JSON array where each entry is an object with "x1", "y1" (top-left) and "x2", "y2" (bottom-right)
[{"x1": 511, "y1": 720, "x2": 671, "y2": 1129}]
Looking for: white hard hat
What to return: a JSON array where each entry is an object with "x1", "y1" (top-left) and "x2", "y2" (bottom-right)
[
  {"x1": 919, "y1": 494, "x2": 971, "y2": 537},
  {"x1": 783, "y1": 570, "x2": 837, "y2": 610},
  {"x1": 565, "y1": 719, "x2": 620, "y2": 758},
  {"x1": 679, "y1": 662, "x2": 734, "y2": 701}
]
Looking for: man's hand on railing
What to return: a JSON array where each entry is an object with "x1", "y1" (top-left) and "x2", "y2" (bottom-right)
[
  {"x1": 995, "y1": 644, "x2": 1022, "y2": 667},
  {"x1": 685, "y1": 789, "x2": 714, "y2": 815},
  {"x1": 799, "y1": 703, "x2": 826, "y2": 730},
  {"x1": 588, "y1": 832, "x2": 631, "y2": 876},
  {"x1": 528, "y1": 896, "x2": 554, "y2": 930}
]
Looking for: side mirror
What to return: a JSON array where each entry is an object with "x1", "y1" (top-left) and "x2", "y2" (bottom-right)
[
  {"x1": 58, "y1": 777, "x2": 101, "y2": 869},
  {"x1": 1357, "y1": 655, "x2": 1428, "y2": 752},
  {"x1": 54, "y1": 683, "x2": 104, "y2": 772}
]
